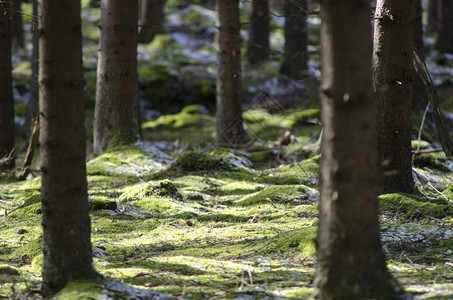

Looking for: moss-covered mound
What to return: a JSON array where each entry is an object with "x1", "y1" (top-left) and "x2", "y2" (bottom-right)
[
  {"x1": 235, "y1": 185, "x2": 318, "y2": 206},
  {"x1": 379, "y1": 193, "x2": 453, "y2": 221}
]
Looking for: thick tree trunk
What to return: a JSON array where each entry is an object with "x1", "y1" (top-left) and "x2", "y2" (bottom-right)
[
  {"x1": 26, "y1": 0, "x2": 40, "y2": 124},
  {"x1": 373, "y1": 0, "x2": 416, "y2": 194},
  {"x1": 94, "y1": 0, "x2": 139, "y2": 155},
  {"x1": 216, "y1": 0, "x2": 247, "y2": 147},
  {"x1": 0, "y1": 2, "x2": 15, "y2": 171},
  {"x1": 314, "y1": 0, "x2": 405, "y2": 298},
  {"x1": 246, "y1": 0, "x2": 269, "y2": 65},
  {"x1": 138, "y1": 0, "x2": 165, "y2": 44},
  {"x1": 39, "y1": 0, "x2": 95, "y2": 297},
  {"x1": 437, "y1": 0, "x2": 453, "y2": 53},
  {"x1": 279, "y1": 0, "x2": 308, "y2": 80}
]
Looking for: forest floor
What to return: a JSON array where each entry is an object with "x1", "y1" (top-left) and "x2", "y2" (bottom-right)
[
  {"x1": 2, "y1": 1, "x2": 453, "y2": 299},
  {"x1": 1, "y1": 106, "x2": 453, "y2": 299}
]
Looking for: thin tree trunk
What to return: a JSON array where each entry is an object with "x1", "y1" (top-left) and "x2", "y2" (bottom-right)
[
  {"x1": 0, "y1": 2, "x2": 15, "y2": 171},
  {"x1": 426, "y1": 0, "x2": 439, "y2": 33},
  {"x1": 412, "y1": 0, "x2": 428, "y2": 111},
  {"x1": 26, "y1": 0, "x2": 39, "y2": 124},
  {"x1": 373, "y1": 0, "x2": 416, "y2": 194},
  {"x1": 11, "y1": 0, "x2": 24, "y2": 49},
  {"x1": 94, "y1": 0, "x2": 139, "y2": 155},
  {"x1": 247, "y1": 0, "x2": 269, "y2": 65},
  {"x1": 314, "y1": 0, "x2": 406, "y2": 298},
  {"x1": 216, "y1": 0, "x2": 247, "y2": 147},
  {"x1": 39, "y1": 0, "x2": 96, "y2": 296},
  {"x1": 437, "y1": 0, "x2": 453, "y2": 53},
  {"x1": 279, "y1": 0, "x2": 308, "y2": 80},
  {"x1": 138, "y1": 0, "x2": 165, "y2": 44}
]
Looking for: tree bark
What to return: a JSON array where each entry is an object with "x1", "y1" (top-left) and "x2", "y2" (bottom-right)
[
  {"x1": 0, "y1": 2, "x2": 15, "y2": 171},
  {"x1": 279, "y1": 0, "x2": 308, "y2": 80},
  {"x1": 138, "y1": 0, "x2": 165, "y2": 44},
  {"x1": 11, "y1": 0, "x2": 24, "y2": 49},
  {"x1": 216, "y1": 0, "x2": 247, "y2": 147},
  {"x1": 94, "y1": 0, "x2": 139, "y2": 155},
  {"x1": 437, "y1": 0, "x2": 453, "y2": 53},
  {"x1": 412, "y1": 0, "x2": 428, "y2": 111},
  {"x1": 315, "y1": 0, "x2": 406, "y2": 298},
  {"x1": 373, "y1": 0, "x2": 416, "y2": 194},
  {"x1": 426, "y1": 0, "x2": 439, "y2": 33},
  {"x1": 246, "y1": 0, "x2": 269, "y2": 65},
  {"x1": 39, "y1": 0, "x2": 96, "y2": 297},
  {"x1": 26, "y1": 0, "x2": 40, "y2": 124}
]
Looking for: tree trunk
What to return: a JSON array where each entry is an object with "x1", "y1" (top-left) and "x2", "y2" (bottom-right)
[
  {"x1": 426, "y1": 0, "x2": 439, "y2": 33},
  {"x1": 437, "y1": 0, "x2": 453, "y2": 53},
  {"x1": 279, "y1": 0, "x2": 308, "y2": 80},
  {"x1": 39, "y1": 0, "x2": 96, "y2": 297},
  {"x1": 315, "y1": 0, "x2": 406, "y2": 298},
  {"x1": 216, "y1": 0, "x2": 247, "y2": 148},
  {"x1": 138, "y1": 0, "x2": 166, "y2": 44},
  {"x1": 373, "y1": 0, "x2": 416, "y2": 194},
  {"x1": 11, "y1": 0, "x2": 25, "y2": 49},
  {"x1": 246, "y1": 0, "x2": 269, "y2": 65},
  {"x1": 94, "y1": 0, "x2": 139, "y2": 155},
  {"x1": 26, "y1": 0, "x2": 40, "y2": 124},
  {"x1": 0, "y1": 2, "x2": 15, "y2": 171}
]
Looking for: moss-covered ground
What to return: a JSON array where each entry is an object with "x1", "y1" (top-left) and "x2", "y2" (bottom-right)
[{"x1": 1, "y1": 105, "x2": 453, "y2": 299}]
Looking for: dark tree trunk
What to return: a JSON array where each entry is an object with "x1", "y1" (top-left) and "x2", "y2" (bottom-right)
[
  {"x1": 138, "y1": 0, "x2": 166, "y2": 44},
  {"x1": 427, "y1": 0, "x2": 439, "y2": 33},
  {"x1": 11, "y1": 0, "x2": 24, "y2": 49},
  {"x1": 0, "y1": 2, "x2": 15, "y2": 171},
  {"x1": 412, "y1": 0, "x2": 428, "y2": 111},
  {"x1": 279, "y1": 0, "x2": 308, "y2": 80},
  {"x1": 216, "y1": 0, "x2": 247, "y2": 147},
  {"x1": 39, "y1": 0, "x2": 96, "y2": 297},
  {"x1": 373, "y1": 0, "x2": 416, "y2": 194},
  {"x1": 94, "y1": 0, "x2": 139, "y2": 155},
  {"x1": 247, "y1": 0, "x2": 269, "y2": 65},
  {"x1": 26, "y1": 0, "x2": 40, "y2": 124},
  {"x1": 315, "y1": 0, "x2": 406, "y2": 298},
  {"x1": 437, "y1": 0, "x2": 453, "y2": 53}
]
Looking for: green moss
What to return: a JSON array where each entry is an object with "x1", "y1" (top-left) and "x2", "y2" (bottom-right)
[
  {"x1": 281, "y1": 109, "x2": 320, "y2": 128},
  {"x1": 8, "y1": 238, "x2": 42, "y2": 263},
  {"x1": 235, "y1": 185, "x2": 318, "y2": 206},
  {"x1": 411, "y1": 140, "x2": 431, "y2": 150},
  {"x1": 180, "y1": 104, "x2": 208, "y2": 115},
  {"x1": 379, "y1": 193, "x2": 453, "y2": 221},
  {"x1": 108, "y1": 127, "x2": 139, "y2": 150},
  {"x1": 0, "y1": 265, "x2": 20, "y2": 276},
  {"x1": 8, "y1": 193, "x2": 42, "y2": 218},
  {"x1": 120, "y1": 180, "x2": 182, "y2": 201},
  {"x1": 89, "y1": 198, "x2": 117, "y2": 211}
]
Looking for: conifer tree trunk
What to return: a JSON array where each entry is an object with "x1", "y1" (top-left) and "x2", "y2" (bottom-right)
[
  {"x1": 138, "y1": 0, "x2": 165, "y2": 44},
  {"x1": 437, "y1": 0, "x2": 453, "y2": 53},
  {"x1": 216, "y1": 0, "x2": 247, "y2": 147},
  {"x1": 373, "y1": 0, "x2": 416, "y2": 194},
  {"x1": 11, "y1": 0, "x2": 24, "y2": 49},
  {"x1": 315, "y1": 0, "x2": 406, "y2": 298},
  {"x1": 26, "y1": 0, "x2": 40, "y2": 123},
  {"x1": 0, "y1": 2, "x2": 15, "y2": 171},
  {"x1": 427, "y1": 0, "x2": 439, "y2": 33},
  {"x1": 39, "y1": 0, "x2": 96, "y2": 297},
  {"x1": 247, "y1": 0, "x2": 269, "y2": 65},
  {"x1": 94, "y1": 0, "x2": 139, "y2": 155},
  {"x1": 279, "y1": 0, "x2": 308, "y2": 80}
]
